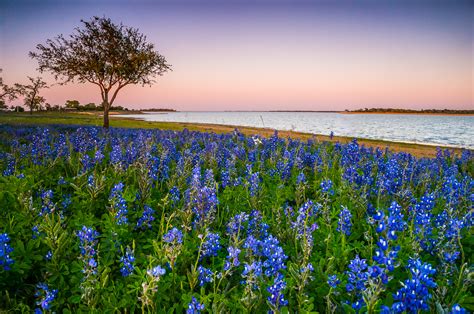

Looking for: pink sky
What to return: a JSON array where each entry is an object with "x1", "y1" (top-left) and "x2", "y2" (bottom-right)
[{"x1": 1, "y1": 1, "x2": 472, "y2": 111}]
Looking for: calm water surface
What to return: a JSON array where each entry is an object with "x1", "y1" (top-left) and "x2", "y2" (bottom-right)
[{"x1": 117, "y1": 112, "x2": 474, "y2": 149}]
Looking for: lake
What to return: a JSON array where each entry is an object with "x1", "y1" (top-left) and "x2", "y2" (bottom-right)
[{"x1": 116, "y1": 112, "x2": 474, "y2": 149}]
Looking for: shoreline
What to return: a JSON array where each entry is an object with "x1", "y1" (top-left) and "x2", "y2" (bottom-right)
[
  {"x1": 0, "y1": 112, "x2": 472, "y2": 158},
  {"x1": 114, "y1": 116, "x2": 472, "y2": 157},
  {"x1": 340, "y1": 111, "x2": 474, "y2": 116},
  {"x1": 121, "y1": 110, "x2": 474, "y2": 117}
]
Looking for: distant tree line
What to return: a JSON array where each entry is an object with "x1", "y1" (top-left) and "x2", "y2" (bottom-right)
[
  {"x1": 140, "y1": 108, "x2": 176, "y2": 112},
  {"x1": 348, "y1": 108, "x2": 474, "y2": 114},
  {"x1": 64, "y1": 100, "x2": 129, "y2": 112}
]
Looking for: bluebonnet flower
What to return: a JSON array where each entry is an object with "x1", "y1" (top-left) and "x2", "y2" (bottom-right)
[
  {"x1": 140, "y1": 265, "x2": 167, "y2": 308},
  {"x1": 248, "y1": 209, "x2": 269, "y2": 237},
  {"x1": 412, "y1": 194, "x2": 435, "y2": 252},
  {"x1": 372, "y1": 202, "x2": 405, "y2": 272},
  {"x1": 187, "y1": 296, "x2": 205, "y2": 314},
  {"x1": 136, "y1": 205, "x2": 155, "y2": 230},
  {"x1": 450, "y1": 304, "x2": 468, "y2": 314},
  {"x1": 61, "y1": 194, "x2": 72, "y2": 210},
  {"x1": 163, "y1": 227, "x2": 183, "y2": 269},
  {"x1": 291, "y1": 201, "x2": 319, "y2": 248},
  {"x1": 81, "y1": 154, "x2": 93, "y2": 173},
  {"x1": 226, "y1": 212, "x2": 249, "y2": 238},
  {"x1": 169, "y1": 186, "x2": 180, "y2": 204},
  {"x1": 109, "y1": 182, "x2": 128, "y2": 225},
  {"x1": 327, "y1": 274, "x2": 340, "y2": 288},
  {"x1": 163, "y1": 227, "x2": 183, "y2": 244},
  {"x1": 346, "y1": 255, "x2": 368, "y2": 293},
  {"x1": 3, "y1": 154, "x2": 15, "y2": 176},
  {"x1": 57, "y1": 176, "x2": 67, "y2": 185},
  {"x1": 34, "y1": 283, "x2": 58, "y2": 313},
  {"x1": 221, "y1": 169, "x2": 231, "y2": 188},
  {"x1": 32, "y1": 225, "x2": 41, "y2": 239},
  {"x1": 337, "y1": 206, "x2": 352, "y2": 236},
  {"x1": 119, "y1": 247, "x2": 135, "y2": 277},
  {"x1": 261, "y1": 235, "x2": 287, "y2": 277},
  {"x1": 224, "y1": 246, "x2": 241, "y2": 270},
  {"x1": 110, "y1": 144, "x2": 123, "y2": 165},
  {"x1": 296, "y1": 172, "x2": 307, "y2": 185},
  {"x1": 45, "y1": 250, "x2": 52, "y2": 261},
  {"x1": 201, "y1": 232, "x2": 221, "y2": 259},
  {"x1": 242, "y1": 260, "x2": 263, "y2": 279},
  {"x1": 392, "y1": 258, "x2": 437, "y2": 313},
  {"x1": 320, "y1": 179, "x2": 334, "y2": 195},
  {"x1": 243, "y1": 234, "x2": 260, "y2": 255},
  {"x1": 248, "y1": 172, "x2": 260, "y2": 197},
  {"x1": 0, "y1": 233, "x2": 14, "y2": 270},
  {"x1": 76, "y1": 226, "x2": 99, "y2": 277},
  {"x1": 40, "y1": 190, "x2": 55, "y2": 216},
  {"x1": 87, "y1": 174, "x2": 95, "y2": 189},
  {"x1": 443, "y1": 251, "x2": 460, "y2": 263},
  {"x1": 267, "y1": 273, "x2": 288, "y2": 311},
  {"x1": 192, "y1": 186, "x2": 218, "y2": 228},
  {"x1": 147, "y1": 265, "x2": 166, "y2": 278},
  {"x1": 197, "y1": 265, "x2": 213, "y2": 286},
  {"x1": 94, "y1": 149, "x2": 104, "y2": 163}
]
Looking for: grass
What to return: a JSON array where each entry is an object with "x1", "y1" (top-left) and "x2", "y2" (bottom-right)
[{"x1": 0, "y1": 111, "x2": 469, "y2": 158}]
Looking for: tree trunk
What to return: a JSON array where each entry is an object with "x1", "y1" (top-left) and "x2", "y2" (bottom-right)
[{"x1": 103, "y1": 102, "x2": 110, "y2": 128}]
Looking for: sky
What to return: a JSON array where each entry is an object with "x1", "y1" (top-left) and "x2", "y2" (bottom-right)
[{"x1": 0, "y1": 0, "x2": 472, "y2": 111}]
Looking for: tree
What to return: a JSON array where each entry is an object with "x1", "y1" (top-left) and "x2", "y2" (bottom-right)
[
  {"x1": 65, "y1": 99, "x2": 80, "y2": 109},
  {"x1": 16, "y1": 77, "x2": 48, "y2": 114},
  {"x1": 30, "y1": 16, "x2": 171, "y2": 128},
  {"x1": 83, "y1": 102, "x2": 97, "y2": 110},
  {"x1": 0, "y1": 69, "x2": 20, "y2": 109}
]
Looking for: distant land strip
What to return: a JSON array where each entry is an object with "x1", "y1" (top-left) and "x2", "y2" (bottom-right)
[{"x1": 345, "y1": 108, "x2": 474, "y2": 115}]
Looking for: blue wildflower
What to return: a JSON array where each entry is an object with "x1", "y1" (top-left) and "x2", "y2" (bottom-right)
[
  {"x1": 450, "y1": 304, "x2": 468, "y2": 314},
  {"x1": 261, "y1": 235, "x2": 287, "y2": 277},
  {"x1": 267, "y1": 273, "x2": 288, "y2": 311},
  {"x1": 147, "y1": 265, "x2": 166, "y2": 278},
  {"x1": 76, "y1": 226, "x2": 99, "y2": 277},
  {"x1": 327, "y1": 274, "x2": 340, "y2": 288},
  {"x1": 248, "y1": 172, "x2": 260, "y2": 197},
  {"x1": 337, "y1": 206, "x2": 352, "y2": 236},
  {"x1": 392, "y1": 258, "x2": 437, "y2": 313},
  {"x1": 163, "y1": 227, "x2": 183, "y2": 244},
  {"x1": 109, "y1": 182, "x2": 128, "y2": 225},
  {"x1": 197, "y1": 265, "x2": 213, "y2": 286},
  {"x1": 201, "y1": 232, "x2": 221, "y2": 259},
  {"x1": 320, "y1": 179, "x2": 334, "y2": 195},
  {"x1": 0, "y1": 233, "x2": 14, "y2": 270},
  {"x1": 34, "y1": 283, "x2": 58, "y2": 312},
  {"x1": 39, "y1": 190, "x2": 55, "y2": 216},
  {"x1": 345, "y1": 255, "x2": 368, "y2": 293},
  {"x1": 296, "y1": 172, "x2": 307, "y2": 185},
  {"x1": 187, "y1": 296, "x2": 205, "y2": 314},
  {"x1": 119, "y1": 247, "x2": 135, "y2": 277},
  {"x1": 225, "y1": 246, "x2": 241, "y2": 270},
  {"x1": 136, "y1": 205, "x2": 155, "y2": 230}
]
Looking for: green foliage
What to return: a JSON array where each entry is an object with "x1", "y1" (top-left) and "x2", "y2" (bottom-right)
[{"x1": 0, "y1": 124, "x2": 472, "y2": 313}]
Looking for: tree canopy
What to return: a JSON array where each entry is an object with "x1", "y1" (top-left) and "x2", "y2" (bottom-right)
[
  {"x1": 16, "y1": 77, "x2": 48, "y2": 114},
  {"x1": 0, "y1": 69, "x2": 20, "y2": 109},
  {"x1": 30, "y1": 16, "x2": 171, "y2": 127}
]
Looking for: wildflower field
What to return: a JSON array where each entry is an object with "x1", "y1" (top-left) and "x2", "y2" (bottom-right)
[{"x1": 0, "y1": 124, "x2": 472, "y2": 313}]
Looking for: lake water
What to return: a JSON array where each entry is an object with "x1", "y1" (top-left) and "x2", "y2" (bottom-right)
[{"x1": 117, "y1": 112, "x2": 474, "y2": 149}]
